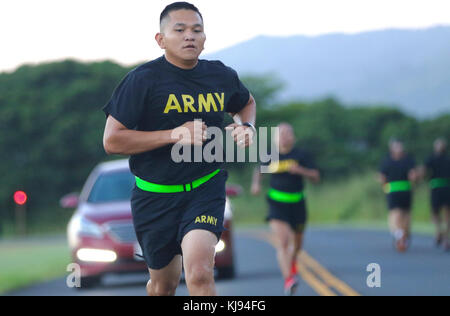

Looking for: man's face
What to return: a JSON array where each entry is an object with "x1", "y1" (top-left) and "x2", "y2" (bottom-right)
[
  {"x1": 275, "y1": 124, "x2": 295, "y2": 150},
  {"x1": 157, "y1": 9, "x2": 206, "y2": 62},
  {"x1": 390, "y1": 142, "x2": 404, "y2": 158},
  {"x1": 434, "y1": 140, "x2": 447, "y2": 154}
]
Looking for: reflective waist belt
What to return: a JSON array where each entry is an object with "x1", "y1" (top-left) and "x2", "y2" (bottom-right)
[
  {"x1": 430, "y1": 178, "x2": 450, "y2": 189},
  {"x1": 135, "y1": 169, "x2": 221, "y2": 193},
  {"x1": 268, "y1": 189, "x2": 304, "y2": 203},
  {"x1": 384, "y1": 181, "x2": 412, "y2": 194}
]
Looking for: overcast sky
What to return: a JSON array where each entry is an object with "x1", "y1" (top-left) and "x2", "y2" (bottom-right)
[{"x1": 1, "y1": 0, "x2": 450, "y2": 72}]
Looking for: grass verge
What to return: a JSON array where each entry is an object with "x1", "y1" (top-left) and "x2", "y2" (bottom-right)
[{"x1": 0, "y1": 237, "x2": 70, "y2": 295}]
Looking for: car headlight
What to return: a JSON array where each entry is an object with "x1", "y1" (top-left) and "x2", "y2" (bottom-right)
[
  {"x1": 76, "y1": 248, "x2": 117, "y2": 263},
  {"x1": 68, "y1": 215, "x2": 104, "y2": 248},
  {"x1": 224, "y1": 198, "x2": 233, "y2": 220},
  {"x1": 215, "y1": 240, "x2": 226, "y2": 253}
]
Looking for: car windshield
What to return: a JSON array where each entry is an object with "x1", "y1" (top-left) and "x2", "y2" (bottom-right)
[{"x1": 87, "y1": 170, "x2": 135, "y2": 203}]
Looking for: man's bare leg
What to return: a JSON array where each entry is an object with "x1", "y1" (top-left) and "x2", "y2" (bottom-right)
[
  {"x1": 389, "y1": 209, "x2": 410, "y2": 251},
  {"x1": 181, "y1": 229, "x2": 218, "y2": 296},
  {"x1": 293, "y1": 232, "x2": 304, "y2": 260},
  {"x1": 444, "y1": 207, "x2": 450, "y2": 250},
  {"x1": 401, "y1": 211, "x2": 411, "y2": 237},
  {"x1": 431, "y1": 211, "x2": 442, "y2": 245},
  {"x1": 147, "y1": 255, "x2": 182, "y2": 296},
  {"x1": 270, "y1": 219, "x2": 294, "y2": 280},
  {"x1": 388, "y1": 209, "x2": 402, "y2": 235},
  {"x1": 291, "y1": 231, "x2": 304, "y2": 275}
]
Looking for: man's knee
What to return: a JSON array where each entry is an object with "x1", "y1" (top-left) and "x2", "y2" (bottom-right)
[
  {"x1": 277, "y1": 236, "x2": 291, "y2": 251},
  {"x1": 185, "y1": 261, "x2": 215, "y2": 287},
  {"x1": 147, "y1": 279, "x2": 178, "y2": 296},
  {"x1": 275, "y1": 229, "x2": 292, "y2": 251},
  {"x1": 181, "y1": 230, "x2": 217, "y2": 289}
]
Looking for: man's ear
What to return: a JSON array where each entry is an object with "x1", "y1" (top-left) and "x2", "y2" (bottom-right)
[{"x1": 155, "y1": 33, "x2": 165, "y2": 49}]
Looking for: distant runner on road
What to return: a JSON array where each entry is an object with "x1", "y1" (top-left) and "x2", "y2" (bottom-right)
[
  {"x1": 423, "y1": 138, "x2": 450, "y2": 251},
  {"x1": 102, "y1": 2, "x2": 256, "y2": 296},
  {"x1": 378, "y1": 139, "x2": 418, "y2": 252},
  {"x1": 251, "y1": 123, "x2": 320, "y2": 295}
]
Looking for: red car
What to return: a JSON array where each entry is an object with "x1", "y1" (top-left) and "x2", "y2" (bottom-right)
[{"x1": 61, "y1": 159, "x2": 239, "y2": 289}]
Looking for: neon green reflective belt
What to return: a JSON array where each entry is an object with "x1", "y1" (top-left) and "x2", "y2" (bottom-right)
[
  {"x1": 430, "y1": 178, "x2": 450, "y2": 189},
  {"x1": 135, "y1": 169, "x2": 221, "y2": 193},
  {"x1": 384, "y1": 181, "x2": 411, "y2": 194},
  {"x1": 268, "y1": 189, "x2": 304, "y2": 203}
]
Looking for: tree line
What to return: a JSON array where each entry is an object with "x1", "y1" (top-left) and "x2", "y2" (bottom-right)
[{"x1": 0, "y1": 60, "x2": 449, "y2": 230}]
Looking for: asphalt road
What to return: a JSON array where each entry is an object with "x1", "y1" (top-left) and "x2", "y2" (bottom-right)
[{"x1": 6, "y1": 227, "x2": 450, "y2": 296}]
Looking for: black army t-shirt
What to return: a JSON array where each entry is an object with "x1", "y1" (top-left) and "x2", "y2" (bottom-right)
[
  {"x1": 379, "y1": 155, "x2": 416, "y2": 182},
  {"x1": 425, "y1": 153, "x2": 450, "y2": 180},
  {"x1": 103, "y1": 56, "x2": 250, "y2": 185},
  {"x1": 264, "y1": 147, "x2": 317, "y2": 193}
]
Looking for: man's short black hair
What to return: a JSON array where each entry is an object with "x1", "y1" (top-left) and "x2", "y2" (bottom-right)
[{"x1": 160, "y1": 2, "x2": 203, "y2": 25}]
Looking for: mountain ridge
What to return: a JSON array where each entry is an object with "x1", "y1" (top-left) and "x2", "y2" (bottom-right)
[{"x1": 204, "y1": 25, "x2": 450, "y2": 117}]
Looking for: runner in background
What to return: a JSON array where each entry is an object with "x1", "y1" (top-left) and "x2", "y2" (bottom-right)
[
  {"x1": 378, "y1": 139, "x2": 418, "y2": 252},
  {"x1": 422, "y1": 138, "x2": 450, "y2": 251},
  {"x1": 251, "y1": 123, "x2": 320, "y2": 295}
]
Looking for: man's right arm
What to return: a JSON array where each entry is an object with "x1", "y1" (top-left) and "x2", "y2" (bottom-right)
[
  {"x1": 251, "y1": 166, "x2": 263, "y2": 195},
  {"x1": 418, "y1": 157, "x2": 432, "y2": 181},
  {"x1": 377, "y1": 173, "x2": 387, "y2": 187},
  {"x1": 378, "y1": 159, "x2": 388, "y2": 186},
  {"x1": 103, "y1": 115, "x2": 207, "y2": 156},
  {"x1": 408, "y1": 159, "x2": 419, "y2": 185}
]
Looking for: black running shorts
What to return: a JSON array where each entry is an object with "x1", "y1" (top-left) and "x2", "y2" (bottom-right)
[
  {"x1": 266, "y1": 197, "x2": 308, "y2": 233},
  {"x1": 431, "y1": 187, "x2": 450, "y2": 213},
  {"x1": 387, "y1": 191, "x2": 412, "y2": 212},
  {"x1": 131, "y1": 170, "x2": 227, "y2": 270}
]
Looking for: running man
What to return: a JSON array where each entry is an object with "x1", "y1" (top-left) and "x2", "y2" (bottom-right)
[
  {"x1": 102, "y1": 2, "x2": 256, "y2": 296},
  {"x1": 251, "y1": 123, "x2": 320, "y2": 295},
  {"x1": 423, "y1": 138, "x2": 450, "y2": 251},
  {"x1": 378, "y1": 139, "x2": 418, "y2": 252}
]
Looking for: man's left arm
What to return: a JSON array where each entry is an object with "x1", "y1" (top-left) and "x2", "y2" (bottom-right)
[
  {"x1": 225, "y1": 94, "x2": 257, "y2": 148},
  {"x1": 408, "y1": 159, "x2": 419, "y2": 185},
  {"x1": 289, "y1": 164, "x2": 321, "y2": 183},
  {"x1": 288, "y1": 151, "x2": 321, "y2": 183}
]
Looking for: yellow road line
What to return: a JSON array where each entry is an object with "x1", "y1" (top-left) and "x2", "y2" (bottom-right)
[
  {"x1": 296, "y1": 262, "x2": 337, "y2": 296},
  {"x1": 250, "y1": 230, "x2": 361, "y2": 296},
  {"x1": 299, "y1": 252, "x2": 361, "y2": 296}
]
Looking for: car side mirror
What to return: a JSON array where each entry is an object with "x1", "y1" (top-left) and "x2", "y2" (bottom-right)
[
  {"x1": 226, "y1": 184, "x2": 242, "y2": 197},
  {"x1": 60, "y1": 193, "x2": 79, "y2": 209}
]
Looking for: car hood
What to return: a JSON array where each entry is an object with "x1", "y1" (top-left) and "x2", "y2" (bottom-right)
[{"x1": 77, "y1": 201, "x2": 132, "y2": 225}]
